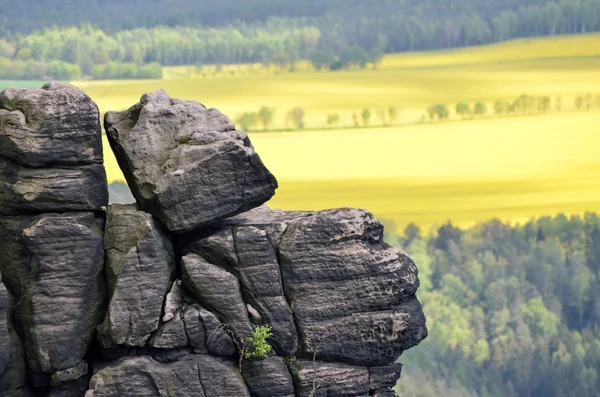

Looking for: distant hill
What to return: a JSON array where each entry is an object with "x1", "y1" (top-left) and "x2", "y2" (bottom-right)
[{"x1": 0, "y1": 0, "x2": 572, "y2": 34}]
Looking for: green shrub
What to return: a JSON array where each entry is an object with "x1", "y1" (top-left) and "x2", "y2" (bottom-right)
[{"x1": 243, "y1": 325, "x2": 273, "y2": 360}]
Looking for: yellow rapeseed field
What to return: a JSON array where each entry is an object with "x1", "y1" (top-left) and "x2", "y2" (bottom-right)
[{"x1": 75, "y1": 33, "x2": 600, "y2": 233}]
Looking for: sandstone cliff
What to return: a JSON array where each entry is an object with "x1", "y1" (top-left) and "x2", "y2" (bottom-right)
[{"x1": 0, "y1": 82, "x2": 427, "y2": 397}]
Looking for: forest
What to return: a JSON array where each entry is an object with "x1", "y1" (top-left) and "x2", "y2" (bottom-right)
[
  {"x1": 385, "y1": 213, "x2": 600, "y2": 397},
  {"x1": 2, "y1": 0, "x2": 600, "y2": 79}
]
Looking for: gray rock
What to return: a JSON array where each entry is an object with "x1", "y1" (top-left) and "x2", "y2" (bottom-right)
[
  {"x1": 162, "y1": 281, "x2": 183, "y2": 323},
  {"x1": 46, "y1": 361, "x2": 89, "y2": 397},
  {"x1": 198, "y1": 306, "x2": 237, "y2": 356},
  {"x1": 290, "y1": 361, "x2": 370, "y2": 397},
  {"x1": 0, "y1": 272, "x2": 9, "y2": 376},
  {"x1": 181, "y1": 206, "x2": 427, "y2": 366},
  {"x1": 370, "y1": 364, "x2": 402, "y2": 392},
  {"x1": 181, "y1": 253, "x2": 253, "y2": 339},
  {"x1": 0, "y1": 213, "x2": 105, "y2": 377},
  {"x1": 278, "y1": 208, "x2": 427, "y2": 366},
  {"x1": 149, "y1": 311, "x2": 188, "y2": 349},
  {"x1": 0, "y1": 157, "x2": 108, "y2": 214},
  {"x1": 50, "y1": 361, "x2": 88, "y2": 386},
  {"x1": 104, "y1": 89, "x2": 277, "y2": 233},
  {"x1": 241, "y1": 356, "x2": 294, "y2": 397},
  {"x1": 188, "y1": 224, "x2": 297, "y2": 355},
  {"x1": 0, "y1": 82, "x2": 103, "y2": 167},
  {"x1": 1, "y1": 272, "x2": 33, "y2": 397},
  {"x1": 85, "y1": 354, "x2": 250, "y2": 397},
  {"x1": 98, "y1": 204, "x2": 175, "y2": 348}
]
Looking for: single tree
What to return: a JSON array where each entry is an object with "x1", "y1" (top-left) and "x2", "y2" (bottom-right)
[
  {"x1": 493, "y1": 100, "x2": 507, "y2": 115},
  {"x1": 361, "y1": 108, "x2": 372, "y2": 126},
  {"x1": 258, "y1": 106, "x2": 275, "y2": 130},
  {"x1": 388, "y1": 107, "x2": 400, "y2": 124},
  {"x1": 326, "y1": 113, "x2": 340, "y2": 127},
  {"x1": 236, "y1": 112, "x2": 259, "y2": 131},
  {"x1": 575, "y1": 95, "x2": 584, "y2": 110},
  {"x1": 474, "y1": 101, "x2": 487, "y2": 116},
  {"x1": 286, "y1": 107, "x2": 305, "y2": 129},
  {"x1": 352, "y1": 112, "x2": 360, "y2": 127},
  {"x1": 456, "y1": 101, "x2": 472, "y2": 118}
]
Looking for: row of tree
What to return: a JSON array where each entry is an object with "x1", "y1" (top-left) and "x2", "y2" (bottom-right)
[
  {"x1": 387, "y1": 211, "x2": 600, "y2": 397},
  {"x1": 3, "y1": 0, "x2": 600, "y2": 78},
  {"x1": 234, "y1": 106, "x2": 404, "y2": 131},
  {"x1": 425, "y1": 93, "x2": 600, "y2": 121}
]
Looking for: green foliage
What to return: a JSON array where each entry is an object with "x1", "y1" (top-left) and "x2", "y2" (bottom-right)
[
  {"x1": 388, "y1": 107, "x2": 399, "y2": 123},
  {"x1": 473, "y1": 101, "x2": 487, "y2": 116},
  {"x1": 493, "y1": 100, "x2": 507, "y2": 115},
  {"x1": 243, "y1": 325, "x2": 273, "y2": 360},
  {"x1": 325, "y1": 112, "x2": 340, "y2": 127},
  {"x1": 427, "y1": 104, "x2": 450, "y2": 120},
  {"x1": 236, "y1": 112, "x2": 259, "y2": 131},
  {"x1": 361, "y1": 108, "x2": 372, "y2": 126},
  {"x1": 287, "y1": 107, "x2": 305, "y2": 129},
  {"x1": 258, "y1": 106, "x2": 275, "y2": 130},
  {"x1": 3, "y1": 0, "x2": 600, "y2": 61},
  {"x1": 455, "y1": 101, "x2": 472, "y2": 118},
  {"x1": 393, "y1": 212, "x2": 600, "y2": 397}
]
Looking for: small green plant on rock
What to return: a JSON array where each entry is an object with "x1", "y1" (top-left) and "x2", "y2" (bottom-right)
[{"x1": 243, "y1": 325, "x2": 273, "y2": 360}]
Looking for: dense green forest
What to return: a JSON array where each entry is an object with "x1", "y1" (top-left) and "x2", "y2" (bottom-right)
[
  {"x1": 2, "y1": 0, "x2": 600, "y2": 79},
  {"x1": 384, "y1": 213, "x2": 600, "y2": 397}
]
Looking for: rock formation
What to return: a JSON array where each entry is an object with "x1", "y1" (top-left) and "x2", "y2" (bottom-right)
[{"x1": 0, "y1": 82, "x2": 427, "y2": 397}]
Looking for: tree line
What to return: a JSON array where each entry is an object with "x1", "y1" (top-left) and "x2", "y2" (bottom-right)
[
  {"x1": 425, "y1": 93, "x2": 600, "y2": 121},
  {"x1": 385, "y1": 211, "x2": 600, "y2": 397},
  {"x1": 234, "y1": 105, "x2": 403, "y2": 132},
  {"x1": 2, "y1": 0, "x2": 600, "y2": 79}
]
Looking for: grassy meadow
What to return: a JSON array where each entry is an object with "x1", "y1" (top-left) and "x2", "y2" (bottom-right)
[{"x1": 10, "y1": 33, "x2": 600, "y2": 233}]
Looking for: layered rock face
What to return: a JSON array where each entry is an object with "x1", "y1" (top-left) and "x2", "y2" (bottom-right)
[
  {"x1": 0, "y1": 83, "x2": 427, "y2": 397},
  {"x1": 0, "y1": 82, "x2": 108, "y2": 397}
]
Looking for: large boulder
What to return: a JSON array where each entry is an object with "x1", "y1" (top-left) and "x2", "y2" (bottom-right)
[
  {"x1": 278, "y1": 208, "x2": 427, "y2": 366},
  {"x1": 98, "y1": 204, "x2": 175, "y2": 348},
  {"x1": 0, "y1": 82, "x2": 108, "y2": 215},
  {"x1": 0, "y1": 82, "x2": 103, "y2": 167},
  {"x1": 104, "y1": 89, "x2": 277, "y2": 233},
  {"x1": 0, "y1": 213, "x2": 106, "y2": 379},
  {"x1": 85, "y1": 354, "x2": 250, "y2": 397}
]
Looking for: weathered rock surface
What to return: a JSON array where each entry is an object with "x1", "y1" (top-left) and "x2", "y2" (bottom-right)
[
  {"x1": 187, "y1": 224, "x2": 298, "y2": 355},
  {"x1": 104, "y1": 89, "x2": 277, "y2": 233},
  {"x1": 0, "y1": 82, "x2": 108, "y2": 215},
  {"x1": 180, "y1": 205, "x2": 427, "y2": 367},
  {"x1": 0, "y1": 82, "x2": 103, "y2": 167},
  {"x1": 1, "y1": 272, "x2": 34, "y2": 397},
  {"x1": 1, "y1": 85, "x2": 426, "y2": 397},
  {"x1": 0, "y1": 213, "x2": 105, "y2": 377},
  {"x1": 181, "y1": 253, "x2": 253, "y2": 339},
  {"x1": 290, "y1": 361, "x2": 371, "y2": 397},
  {"x1": 98, "y1": 204, "x2": 175, "y2": 348},
  {"x1": 85, "y1": 354, "x2": 250, "y2": 397},
  {"x1": 0, "y1": 157, "x2": 108, "y2": 214},
  {"x1": 241, "y1": 356, "x2": 294, "y2": 397},
  {"x1": 370, "y1": 364, "x2": 403, "y2": 394},
  {"x1": 278, "y1": 208, "x2": 427, "y2": 366}
]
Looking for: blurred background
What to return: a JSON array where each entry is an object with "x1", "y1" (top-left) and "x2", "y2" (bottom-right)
[{"x1": 1, "y1": 1, "x2": 600, "y2": 395}]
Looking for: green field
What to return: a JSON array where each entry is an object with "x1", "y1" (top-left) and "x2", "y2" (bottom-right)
[{"x1": 6, "y1": 34, "x2": 600, "y2": 233}]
